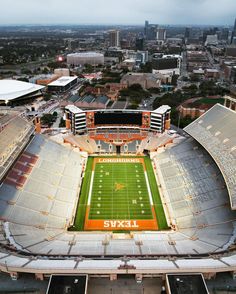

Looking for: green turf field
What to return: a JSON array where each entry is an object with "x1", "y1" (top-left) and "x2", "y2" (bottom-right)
[
  {"x1": 89, "y1": 162, "x2": 153, "y2": 220},
  {"x1": 71, "y1": 156, "x2": 168, "y2": 231}
]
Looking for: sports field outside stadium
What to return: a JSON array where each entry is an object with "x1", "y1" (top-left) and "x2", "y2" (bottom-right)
[{"x1": 72, "y1": 156, "x2": 168, "y2": 231}]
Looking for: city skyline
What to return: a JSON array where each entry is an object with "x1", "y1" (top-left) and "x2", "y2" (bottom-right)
[{"x1": 1, "y1": 0, "x2": 236, "y2": 26}]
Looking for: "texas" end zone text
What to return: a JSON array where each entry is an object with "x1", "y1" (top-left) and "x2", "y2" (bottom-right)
[{"x1": 104, "y1": 220, "x2": 139, "y2": 228}]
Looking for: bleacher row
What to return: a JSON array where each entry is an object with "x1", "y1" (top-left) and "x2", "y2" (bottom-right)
[
  {"x1": 64, "y1": 133, "x2": 173, "y2": 155},
  {"x1": 153, "y1": 137, "x2": 236, "y2": 253},
  {"x1": 0, "y1": 135, "x2": 85, "y2": 249},
  {"x1": 184, "y1": 104, "x2": 236, "y2": 209},
  {"x1": 64, "y1": 134, "x2": 141, "y2": 154},
  {"x1": 0, "y1": 116, "x2": 34, "y2": 180},
  {"x1": 4, "y1": 151, "x2": 38, "y2": 189},
  {"x1": 137, "y1": 133, "x2": 173, "y2": 153}
]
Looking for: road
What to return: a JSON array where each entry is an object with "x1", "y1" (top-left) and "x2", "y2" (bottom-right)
[{"x1": 52, "y1": 107, "x2": 63, "y2": 128}]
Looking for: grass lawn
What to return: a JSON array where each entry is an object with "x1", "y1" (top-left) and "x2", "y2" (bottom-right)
[{"x1": 198, "y1": 98, "x2": 224, "y2": 105}]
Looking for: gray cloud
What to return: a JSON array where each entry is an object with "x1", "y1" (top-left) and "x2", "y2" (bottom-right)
[{"x1": 1, "y1": 0, "x2": 236, "y2": 25}]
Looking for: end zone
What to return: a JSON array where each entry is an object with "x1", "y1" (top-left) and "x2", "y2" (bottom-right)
[{"x1": 84, "y1": 207, "x2": 158, "y2": 231}]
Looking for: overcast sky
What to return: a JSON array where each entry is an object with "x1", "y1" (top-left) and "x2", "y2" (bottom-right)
[{"x1": 1, "y1": 0, "x2": 236, "y2": 26}]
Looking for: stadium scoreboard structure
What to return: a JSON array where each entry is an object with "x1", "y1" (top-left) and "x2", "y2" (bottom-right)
[{"x1": 65, "y1": 105, "x2": 171, "y2": 134}]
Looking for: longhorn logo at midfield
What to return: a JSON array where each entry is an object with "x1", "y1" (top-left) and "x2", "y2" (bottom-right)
[{"x1": 114, "y1": 182, "x2": 125, "y2": 192}]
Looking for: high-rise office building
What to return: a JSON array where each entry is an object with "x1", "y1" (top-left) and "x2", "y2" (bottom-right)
[
  {"x1": 157, "y1": 28, "x2": 166, "y2": 41},
  {"x1": 135, "y1": 36, "x2": 144, "y2": 51},
  {"x1": 144, "y1": 20, "x2": 149, "y2": 38},
  {"x1": 109, "y1": 30, "x2": 120, "y2": 47},
  {"x1": 148, "y1": 25, "x2": 158, "y2": 40},
  {"x1": 185, "y1": 27, "x2": 191, "y2": 39},
  {"x1": 144, "y1": 20, "x2": 158, "y2": 40},
  {"x1": 220, "y1": 28, "x2": 229, "y2": 41},
  {"x1": 231, "y1": 18, "x2": 236, "y2": 44}
]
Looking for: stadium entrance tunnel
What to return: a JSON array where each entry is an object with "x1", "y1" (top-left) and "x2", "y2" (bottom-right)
[
  {"x1": 117, "y1": 274, "x2": 136, "y2": 280},
  {"x1": 116, "y1": 145, "x2": 121, "y2": 155}
]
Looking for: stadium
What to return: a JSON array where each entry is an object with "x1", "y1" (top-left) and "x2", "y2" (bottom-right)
[{"x1": 0, "y1": 102, "x2": 235, "y2": 284}]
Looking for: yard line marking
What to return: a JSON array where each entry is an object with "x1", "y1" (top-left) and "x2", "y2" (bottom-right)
[
  {"x1": 125, "y1": 163, "x2": 131, "y2": 220},
  {"x1": 87, "y1": 171, "x2": 94, "y2": 205},
  {"x1": 144, "y1": 171, "x2": 153, "y2": 205},
  {"x1": 112, "y1": 164, "x2": 114, "y2": 219}
]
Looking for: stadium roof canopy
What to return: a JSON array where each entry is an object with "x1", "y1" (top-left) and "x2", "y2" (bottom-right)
[
  {"x1": 0, "y1": 80, "x2": 44, "y2": 102},
  {"x1": 184, "y1": 104, "x2": 236, "y2": 209}
]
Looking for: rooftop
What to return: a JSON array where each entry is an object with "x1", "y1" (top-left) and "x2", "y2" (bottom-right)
[
  {"x1": 0, "y1": 80, "x2": 44, "y2": 101},
  {"x1": 153, "y1": 105, "x2": 171, "y2": 114},
  {"x1": 67, "y1": 52, "x2": 104, "y2": 57},
  {"x1": 65, "y1": 105, "x2": 84, "y2": 114},
  {"x1": 48, "y1": 76, "x2": 77, "y2": 87},
  {"x1": 82, "y1": 95, "x2": 95, "y2": 103},
  {"x1": 96, "y1": 95, "x2": 109, "y2": 104}
]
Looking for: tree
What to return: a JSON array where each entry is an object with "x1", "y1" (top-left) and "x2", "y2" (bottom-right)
[
  {"x1": 83, "y1": 63, "x2": 93, "y2": 73},
  {"x1": 190, "y1": 74, "x2": 200, "y2": 82},
  {"x1": 129, "y1": 84, "x2": 143, "y2": 91},
  {"x1": 40, "y1": 114, "x2": 55, "y2": 127},
  {"x1": 171, "y1": 74, "x2": 179, "y2": 86},
  {"x1": 59, "y1": 118, "x2": 66, "y2": 128},
  {"x1": 44, "y1": 93, "x2": 52, "y2": 102},
  {"x1": 47, "y1": 61, "x2": 67, "y2": 69},
  {"x1": 182, "y1": 84, "x2": 198, "y2": 96},
  {"x1": 119, "y1": 84, "x2": 150, "y2": 104},
  {"x1": 21, "y1": 68, "x2": 32, "y2": 75},
  {"x1": 17, "y1": 77, "x2": 29, "y2": 82},
  {"x1": 148, "y1": 87, "x2": 161, "y2": 94},
  {"x1": 139, "y1": 62, "x2": 152, "y2": 73},
  {"x1": 42, "y1": 67, "x2": 49, "y2": 74}
]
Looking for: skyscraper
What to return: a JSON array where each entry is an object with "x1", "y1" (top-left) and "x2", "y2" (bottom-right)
[
  {"x1": 185, "y1": 27, "x2": 191, "y2": 39},
  {"x1": 231, "y1": 18, "x2": 236, "y2": 44},
  {"x1": 144, "y1": 20, "x2": 158, "y2": 40},
  {"x1": 144, "y1": 20, "x2": 149, "y2": 38},
  {"x1": 157, "y1": 28, "x2": 166, "y2": 41},
  {"x1": 220, "y1": 28, "x2": 229, "y2": 41},
  {"x1": 109, "y1": 30, "x2": 120, "y2": 47},
  {"x1": 135, "y1": 36, "x2": 144, "y2": 51}
]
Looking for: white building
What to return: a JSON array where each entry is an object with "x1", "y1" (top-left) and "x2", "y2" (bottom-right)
[
  {"x1": 205, "y1": 34, "x2": 218, "y2": 46},
  {"x1": 0, "y1": 80, "x2": 44, "y2": 105},
  {"x1": 67, "y1": 52, "x2": 104, "y2": 67},
  {"x1": 47, "y1": 76, "x2": 78, "y2": 93}
]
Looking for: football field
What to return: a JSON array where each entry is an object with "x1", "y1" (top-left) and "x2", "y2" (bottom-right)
[
  {"x1": 73, "y1": 156, "x2": 168, "y2": 231},
  {"x1": 89, "y1": 160, "x2": 153, "y2": 220}
]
